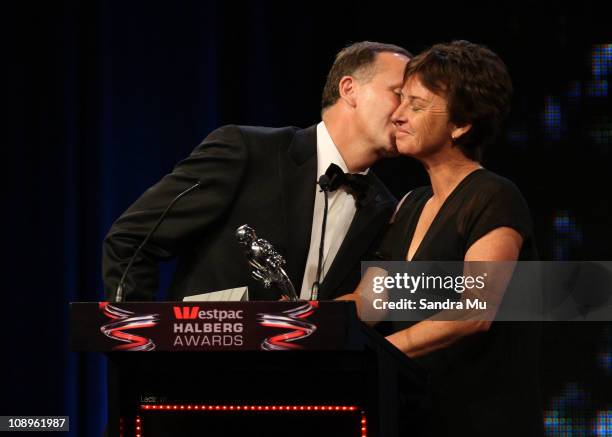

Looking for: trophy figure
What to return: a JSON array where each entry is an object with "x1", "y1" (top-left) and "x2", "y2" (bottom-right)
[{"x1": 235, "y1": 225, "x2": 299, "y2": 301}]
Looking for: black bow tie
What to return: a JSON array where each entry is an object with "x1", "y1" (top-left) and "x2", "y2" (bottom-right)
[{"x1": 319, "y1": 163, "x2": 371, "y2": 208}]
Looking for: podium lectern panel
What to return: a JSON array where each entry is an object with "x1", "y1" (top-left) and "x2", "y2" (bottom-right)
[{"x1": 71, "y1": 301, "x2": 428, "y2": 437}]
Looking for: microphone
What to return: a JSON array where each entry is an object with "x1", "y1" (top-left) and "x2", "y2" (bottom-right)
[
  {"x1": 311, "y1": 174, "x2": 331, "y2": 301},
  {"x1": 318, "y1": 174, "x2": 331, "y2": 192},
  {"x1": 114, "y1": 179, "x2": 202, "y2": 302}
]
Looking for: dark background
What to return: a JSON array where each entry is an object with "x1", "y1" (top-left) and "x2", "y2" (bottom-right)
[{"x1": 3, "y1": 2, "x2": 611, "y2": 436}]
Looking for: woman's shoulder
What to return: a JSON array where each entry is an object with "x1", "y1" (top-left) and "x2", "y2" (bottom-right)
[
  {"x1": 469, "y1": 169, "x2": 527, "y2": 203},
  {"x1": 458, "y1": 169, "x2": 538, "y2": 259}
]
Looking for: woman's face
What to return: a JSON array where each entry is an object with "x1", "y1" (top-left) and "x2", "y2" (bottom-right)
[{"x1": 391, "y1": 75, "x2": 455, "y2": 158}]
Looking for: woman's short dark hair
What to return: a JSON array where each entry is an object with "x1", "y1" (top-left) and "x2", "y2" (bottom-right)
[
  {"x1": 404, "y1": 40, "x2": 513, "y2": 161},
  {"x1": 321, "y1": 41, "x2": 412, "y2": 111}
]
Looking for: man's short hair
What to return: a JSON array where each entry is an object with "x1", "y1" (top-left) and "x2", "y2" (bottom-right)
[{"x1": 321, "y1": 41, "x2": 412, "y2": 111}]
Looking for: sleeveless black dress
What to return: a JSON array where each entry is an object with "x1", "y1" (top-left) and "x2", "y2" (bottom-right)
[{"x1": 377, "y1": 169, "x2": 544, "y2": 437}]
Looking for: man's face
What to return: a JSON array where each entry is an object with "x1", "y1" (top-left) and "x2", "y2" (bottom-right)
[
  {"x1": 353, "y1": 52, "x2": 410, "y2": 157},
  {"x1": 391, "y1": 75, "x2": 453, "y2": 158}
]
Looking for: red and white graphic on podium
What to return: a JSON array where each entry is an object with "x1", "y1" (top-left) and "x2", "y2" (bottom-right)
[
  {"x1": 257, "y1": 301, "x2": 319, "y2": 350},
  {"x1": 99, "y1": 302, "x2": 160, "y2": 351}
]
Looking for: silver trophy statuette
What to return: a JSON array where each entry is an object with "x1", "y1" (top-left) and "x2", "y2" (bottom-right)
[{"x1": 235, "y1": 224, "x2": 299, "y2": 301}]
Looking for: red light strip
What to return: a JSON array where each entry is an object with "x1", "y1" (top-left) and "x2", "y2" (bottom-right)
[
  {"x1": 361, "y1": 411, "x2": 368, "y2": 437},
  {"x1": 138, "y1": 405, "x2": 367, "y2": 436},
  {"x1": 141, "y1": 404, "x2": 360, "y2": 412}
]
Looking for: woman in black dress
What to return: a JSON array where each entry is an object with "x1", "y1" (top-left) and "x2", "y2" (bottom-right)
[{"x1": 340, "y1": 41, "x2": 543, "y2": 436}]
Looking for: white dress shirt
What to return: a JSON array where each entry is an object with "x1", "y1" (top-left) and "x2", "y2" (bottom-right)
[{"x1": 299, "y1": 121, "x2": 368, "y2": 299}]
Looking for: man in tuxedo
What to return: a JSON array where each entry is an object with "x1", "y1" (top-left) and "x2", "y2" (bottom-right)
[{"x1": 103, "y1": 41, "x2": 411, "y2": 301}]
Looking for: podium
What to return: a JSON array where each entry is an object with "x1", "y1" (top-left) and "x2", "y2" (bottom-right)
[{"x1": 71, "y1": 301, "x2": 428, "y2": 437}]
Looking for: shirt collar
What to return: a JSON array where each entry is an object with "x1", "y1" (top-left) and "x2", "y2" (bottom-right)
[{"x1": 316, "y1": 121, "x2": 369, "y2": 178}]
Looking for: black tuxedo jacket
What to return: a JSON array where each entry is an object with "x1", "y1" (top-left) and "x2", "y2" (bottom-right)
[{"x1": 102, "y1": 125, "x2": 396, "y2": 301}]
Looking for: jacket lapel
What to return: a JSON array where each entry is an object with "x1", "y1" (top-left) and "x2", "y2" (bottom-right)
[
  {"x1": 318, "y1": 173, "x2": 394, "y2": 300},
  {"x1": 279, "y1": 125, "x2": 318, "y2": 292}
]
